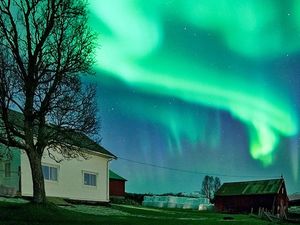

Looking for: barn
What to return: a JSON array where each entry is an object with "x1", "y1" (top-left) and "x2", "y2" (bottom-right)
[
  {"x1": 215, "y1": 178, "x2": 288, "y2": 217},
  {"x1": 109, "y1": 170, "x2": 127, "y2": 198},
  {"x1": 289, "y1": 193, "x2": 300, "y2": 206}
]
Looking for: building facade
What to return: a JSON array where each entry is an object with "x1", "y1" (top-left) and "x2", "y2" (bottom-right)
[
  {"x1": 109, "y1": 170, "x2": 127, "y2": 198},
  {"x1": 215, "y1": 178, "x2": 289, "y2": 217},
  {"x1": 0, "y1": 145, "x2": 115, "y2": 202}
]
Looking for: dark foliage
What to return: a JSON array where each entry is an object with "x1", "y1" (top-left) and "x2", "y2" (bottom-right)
[{"x1": 124, "y1": 193, "x2": 153, "y2": 205}]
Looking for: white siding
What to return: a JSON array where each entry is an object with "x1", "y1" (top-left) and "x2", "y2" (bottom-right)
[{"x1": 20, "y1": 149, "x2": 111, "y2": 202}]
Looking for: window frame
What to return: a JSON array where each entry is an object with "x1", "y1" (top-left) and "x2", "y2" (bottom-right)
[
  {"x1": 82, "y1": 171, "x2": 97, "y2": 187},
  {"x1": 42, "y1": 164, "x2": 59, "y2": 182},
  {"x1": 4, "y1": 162, "x2": 11, "y2": 178}
]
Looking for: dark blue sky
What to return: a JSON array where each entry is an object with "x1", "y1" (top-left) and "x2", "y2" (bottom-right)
[{"x1": 87, "y1": 0, "x2": 300, "y2": 194}]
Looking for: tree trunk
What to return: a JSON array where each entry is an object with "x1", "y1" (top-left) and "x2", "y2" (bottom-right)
[{"x1": 27, "y1": 150, "x2": 46, "y2": 204}]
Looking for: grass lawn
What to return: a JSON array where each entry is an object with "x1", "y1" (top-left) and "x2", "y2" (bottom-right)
[{"x1": 0, "y1": 201, "x2": 294, "y2": 225}]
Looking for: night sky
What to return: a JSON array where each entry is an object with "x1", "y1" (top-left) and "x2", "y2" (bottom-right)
[{"x1": 87, "y1": 0, "x2": 300, "y2": 194}]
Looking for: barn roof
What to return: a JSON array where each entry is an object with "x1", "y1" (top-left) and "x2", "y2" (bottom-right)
[
  {"x1": 109, "y1": 170, "x2": 127, "y2": 181},
  {"x1": 289, "y1": 193, "x2": 300, "y2": 201},
  {"x1": 215, "y1": 178, "x2": 284, "y2": 196},
  {"x1": 1, "y1": 109, "x2": 116, "y2": 158}
]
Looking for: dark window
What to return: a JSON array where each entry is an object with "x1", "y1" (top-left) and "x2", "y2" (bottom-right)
[
  {"x1": 84, "y1": 172, "x2": 96, "y2": 186},
  {"x1": 42, "y1": 165, "x2": 58, "y2": 181},
  {"x1": 4, "y1": 162, "x2": 11, "y2": 177}
]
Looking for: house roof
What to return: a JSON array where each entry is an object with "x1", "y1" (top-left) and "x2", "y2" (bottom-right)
[
  {"x1": 109, "y1": 170, "x2": 127, "y2": 181},
  {"x1": 63, "y1": 131, "x2": 116, "y2": 158},
  {"x1": 289, "y1": 193, "x2": 300, "y2": 201},
  {"x1": 215, "y1": 178, "x2": 284, "y2": 196},
  {"x1": 1, "y1": 109, "x2": 116, "y2": 158}
]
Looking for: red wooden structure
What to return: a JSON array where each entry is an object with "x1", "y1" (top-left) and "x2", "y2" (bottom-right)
[
  {"x1": 215, "y1": 178, "x2": 288, "y2": 217},
  {"x1": 109, "y1": 170, "x2": 127, "y2": 197}
]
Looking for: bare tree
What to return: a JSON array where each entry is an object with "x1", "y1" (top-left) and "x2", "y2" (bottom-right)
[
  {"x1": 213, "y1": 176, "x2": 221, "y2": 194},
  {"x1": 0, "y1": 0, "x2": 97, "y2": 204},
  {"x1": 201, "y1": 175, "x2": 221, "y2": 201},
  {"x1": 201, "y1": 175, "x2": 214, "y2": 200}
]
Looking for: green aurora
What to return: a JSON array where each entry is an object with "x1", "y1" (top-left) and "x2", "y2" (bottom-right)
[{"x1": 88, "y1": 0, "x2": 300, "y2": 181}]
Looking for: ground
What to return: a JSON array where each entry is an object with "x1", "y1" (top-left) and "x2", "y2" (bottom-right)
[{"x1": 0, "y1": 197, "x2": 296, "y2": 225}]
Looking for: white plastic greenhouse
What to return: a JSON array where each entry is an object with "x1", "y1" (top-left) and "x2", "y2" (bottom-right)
[{"x1": 142, "y1": 195, "x2": 211, "y2": 210}]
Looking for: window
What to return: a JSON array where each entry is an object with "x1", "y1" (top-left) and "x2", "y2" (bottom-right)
[
  {"x1": 83, "y1": 172, "x2": 96, "y2": 186},
  {"x1": 4, "y1": 162, "x2": 11, "y2": 177},
  {"x1": 42, "y1": 165, "x2": 58, "y2": 181}
]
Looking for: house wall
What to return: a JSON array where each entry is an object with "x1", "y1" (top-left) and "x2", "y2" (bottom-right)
[
  {"x1": 21, "y1": 149, "x2": 111, "y2": 202},
  {"x1": 109, "y1": 179, "x2": 125, "y2": 197},
  {"x1": 0, "y1": 147, "x2": 20, "y2": 192}
]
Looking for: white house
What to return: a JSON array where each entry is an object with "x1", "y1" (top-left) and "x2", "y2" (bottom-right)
[{"x1": 0, "y1": 139, "x2": 116, "y2": 202}]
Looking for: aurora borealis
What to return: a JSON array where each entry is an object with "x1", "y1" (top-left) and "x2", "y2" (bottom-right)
[{"x1": 88, "y1": 0, "x2": 300, "y2": 194}]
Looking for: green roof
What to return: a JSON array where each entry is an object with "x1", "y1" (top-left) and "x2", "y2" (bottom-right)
[
  {"x1": 1, "y1": 110, "x2": 116, "y2": 158},
  {"x1": 289, "y1": 193, "x2": 300, "y2": 201},
  {"x1": 215, "y1": 178, "x2": 284, "y2": 196},
  {"x1": 109, "y1": 170, "x2": 127, "y2": 181}
]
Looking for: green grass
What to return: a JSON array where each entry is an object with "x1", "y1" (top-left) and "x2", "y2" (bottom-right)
[{"x1": 0, "y1": 201, "x2": 293, "y2": 225}]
